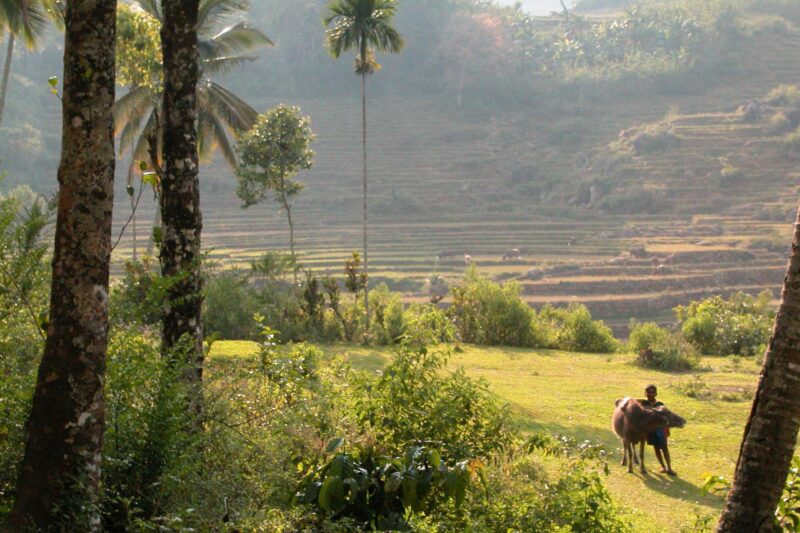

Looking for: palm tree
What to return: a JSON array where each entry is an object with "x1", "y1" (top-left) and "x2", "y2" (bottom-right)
[
  {"x1": 10, "y1": 0, "x2": 116, "y2": 528},
  {"x1": 323, "y1": 0, "x2": 403, "y2": 334},
  {"x1": 717, "y1": 206, "x2": 800, "y2": 531},
  {"x1": 0, "y1": 0, "x2": 62, "y2": 127},
  {"x1": 114, "y1": 0, "x2": 271, "y2": 255}
]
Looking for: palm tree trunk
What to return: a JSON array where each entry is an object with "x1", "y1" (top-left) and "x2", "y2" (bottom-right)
[
  {"x1": 361, "y1": 71, "x2": 369, "y2": 335},
  {"x1": 0, "y1": 33, "x2": 16, "y2": 127},
  {"x1": 717, "y1": 206, "x2": 800, "y2": 532},
  {"x1": 9, "y1": 0, "x2": 116, "y2": 528},
  {"x1": 160, "y1": 0, "x2": 204, "y2": 414}
]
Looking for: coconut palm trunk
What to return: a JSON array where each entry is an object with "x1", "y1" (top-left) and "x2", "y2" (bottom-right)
[
  {"x1": 159, "y1": 0, "x2": 204, "y2": 412},
  {"x1": 361, "y1": 68, "x2": 369, "y2": 332},
  {"x1": 717, "y1": 206, "x2": 800, "y2": 532},
  {"x1": 0, "y1": 33, "x2": 15, "y2": 127},
  {"x1": 9, "y1": 0, "x2": 116, "y2": 528}
]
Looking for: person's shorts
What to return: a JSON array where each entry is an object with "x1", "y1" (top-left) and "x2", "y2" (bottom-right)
[{"x1": 647, "y1": 428, "x2": 667, "y2": 448}]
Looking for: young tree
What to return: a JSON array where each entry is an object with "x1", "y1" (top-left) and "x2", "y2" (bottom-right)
[
  {"x1": 9, "y1": 0, "x2": 116, "y2": 528},
  {"x1": 324, "y1": 0, "x2": 404, "y2": 334},
  {"x1": 113, "y1": 0, "x2": 271, "y2": 255},
  {"x1": 236, "y1": 104, "x2": 314, "y2": 282},
  {"x1": 160, "y1": 0, "x2": 204, "y2": 410},
  {"x1": 717, "y1": 207, "x2": 800, "y2": 531}
]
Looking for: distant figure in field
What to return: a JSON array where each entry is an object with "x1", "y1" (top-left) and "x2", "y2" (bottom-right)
[
  {"x1": 502, "y1": 248, "x2": 522, "y2": 261},
  {"x1": 641, "y1": 384, "x2": 678, "y2": 475},
  {"x1": 464, "y1": 253, "x2": 472, "y2": 265}
]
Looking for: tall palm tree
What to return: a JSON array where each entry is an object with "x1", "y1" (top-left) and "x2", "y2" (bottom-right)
[
  {"x1": 0, "y1": 0, "x2": 62, "y2": 127},
  {"x1": 323, "y1": 0, "x2": 403, "y2": 334},
  {"x1": 717, "y1": 206, "x2": 800, "y2": 531},
  {"x1": 114, "y1": 0, "x2": 271, "y2": 254},
  {"x1": 10, "y1": 0, "x2": 116, "y2": 528}
]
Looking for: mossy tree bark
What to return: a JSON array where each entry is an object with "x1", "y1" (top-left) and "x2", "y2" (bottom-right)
[
  {"x1": 717, "y1": 207, "x2": 800, "y2": 532},
  {"x1": 159, "y1": 0, "x2": 204, "y2": 411},
  {"x1": 9, "y1": 0, "x2": 116, "y2": 529}
]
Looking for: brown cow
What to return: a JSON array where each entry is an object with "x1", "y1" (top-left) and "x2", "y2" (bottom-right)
[{"x1": 612, "y1": 397, "x2": 686, "y2": 474}]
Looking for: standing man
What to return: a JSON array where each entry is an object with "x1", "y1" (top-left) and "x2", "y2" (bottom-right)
[{"x1": 642, "y1": 384, "x2": 677, "y2": 475}]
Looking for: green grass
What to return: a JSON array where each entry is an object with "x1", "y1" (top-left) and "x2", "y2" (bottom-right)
[{"x1": 209, "y1": 341, "x2": 760, "y2": 532}]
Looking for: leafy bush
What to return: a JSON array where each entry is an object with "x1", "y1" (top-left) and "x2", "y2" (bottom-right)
[
  {"x1": 675, "y1": 291, "x2": 774, "y2": 355},
  {"x1": 539, "y1": 304, "x2": 618, "y2": 353},
  {"x1": 766, "y1": 111, "x2": 794, "y2": 134},
  {"x1": 203, "y1": 269, "x2": 260, "y2": 340},
  {"x1": 295, "y1": 442, "x2": 478, "y2": 530},
  {"x1": 403, "y1": 303, "x2": 456, "y2": 347},
  {"x1": 784, "y1": 126, "x2": 800, "y2": 154},
  {"x1": 766, "y1": 84, "x2": 800, "y2": 107},
  {"x1": 631, "y1": 321, "x2": 699, "y2": 371},
  {"x1": 351, "y1": 345, "x2": 516, "y2": 462},
  {"x1": 449, "y1": 267, "x2": 545, "y2": 347},
  {"x1": 368, "y1": 284, "x2": 406, "y2": 345},
  {"x1": 629, "y1": 123, "x2": 679, "y2": 155}
]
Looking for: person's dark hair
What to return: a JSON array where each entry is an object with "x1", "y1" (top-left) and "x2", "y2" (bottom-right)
[{"x1": 645, "y1": 384, "x2": 657, "y2": 393}]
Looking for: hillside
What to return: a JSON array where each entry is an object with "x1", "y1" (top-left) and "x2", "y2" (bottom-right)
[{"x1": 106, "y1": 17, "x2": 800, "y2": 330}]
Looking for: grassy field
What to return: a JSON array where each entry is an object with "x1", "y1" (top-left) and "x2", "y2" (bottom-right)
[{"x1": 209, "y1": 340, "x2": 761, "y2": 532}]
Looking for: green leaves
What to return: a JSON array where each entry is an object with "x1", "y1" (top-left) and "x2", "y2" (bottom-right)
[
  {"x1": 234, "y1": 104, "x2": 315, "y2": 210},
  {"x1": 325, "y1": 436, "x2": 344, "y2": 454},
  {"x1": 296, "y1": 443, "x2": 476, "y2": 528}
]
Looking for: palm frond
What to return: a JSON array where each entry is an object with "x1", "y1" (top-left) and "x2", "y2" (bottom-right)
[
  {"x1": 202, "y1": 54, "x2": 258, "y2": 76},
  {"x1": 114, "y1": 86, "x2": 157, "y2": 136},
  {"x1": 0, "y1": 0, "x2": 51, "y2": 47},
  {"x1": 198, "y1": 111, "x2": 236, "y2": 167},
  {"x1": 201, "y1": 21, "x2": 272, "y2": 59},
  {"x1": 198, "y1": 0, "x2": 248, "y2": 34},
  {"x1": 201, "y1": 80, "x2": 258, "y2": 132}
]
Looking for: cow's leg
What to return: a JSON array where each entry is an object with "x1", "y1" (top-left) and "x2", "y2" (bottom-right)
[
  {"x1": 639, "y1": 441, "x2": 647, "y2": 474},
  {"x1": 620, "y1": 439, "x2": 627, "y2": 466},
  {"x1": 632, "y1": 440, "x2": 639, "y2": 465},
  {"x1": 626, "y1": 441, "x2": 634, "y2": 473}
]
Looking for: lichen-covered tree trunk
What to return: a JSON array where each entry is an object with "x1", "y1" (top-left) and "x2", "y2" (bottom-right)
[
  {"x1": 717, "y1": 206, "x2": 800, "y2": 532},
  {"x1": 159, "y1": 0, "x2": 204, "y2": 410},
  {"x1": 9, "y1": 0, "x2": 116, "y2": 529}
]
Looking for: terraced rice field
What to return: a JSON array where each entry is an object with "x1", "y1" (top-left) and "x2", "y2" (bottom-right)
[{"x1": 111, "y1": 29, "x2": 800, "y2": 332}]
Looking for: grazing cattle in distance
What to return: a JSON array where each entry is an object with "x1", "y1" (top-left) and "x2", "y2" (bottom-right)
[
  {"x1": 502, "y1": 248, "x2": 522, "y2": 261},
  {"x1": 612, "y1": 397, "x2": 686, "y2": 474}
]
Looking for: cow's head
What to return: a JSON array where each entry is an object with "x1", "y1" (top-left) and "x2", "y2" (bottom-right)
[{"x1": 654, "y1": 406, "x2": 686, "y2": 429}]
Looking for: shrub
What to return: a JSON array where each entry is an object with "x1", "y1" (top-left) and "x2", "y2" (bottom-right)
[
  {"x1": 766, "y1": 111, "x2": 793, "y2": 134},
  {"x1": 766, "y1": 84, "x2": 800, "y2": 107},
  {"x1": 783, "y1": 126, "x2": 800, "y2": 154},
  {"x1": 350, "y1": 345, "x2": 516, "y2": 462},
  {"x1": 295, "y1": 442, "x2": 476, "y2": 530},
  {"x1": 368, "y1": 284, "x2": 406, "y2": 345},
  {"x1": 628, "y1": 321, "x2": 669, "y2": 354},
  {"x1": 203, "y1": 269, "x2": 260, "y2": 340},
  {"x1": 628, "y1": 123, "x2": 679, "y2": 155},
  {"x1": 449, "y1": 267, "x2": 545, "y2": 347},
  {"x1": 635, "y1": 331, "x2": 700, "y2": 371},
  {"x1": 403, "y1": 303, "x2": 456, "y2": 346},
  {"x1": 539, "y1": 304, "x2": 618, "y2": 353},
  {"x1": 675, "y1": 291, "x2": 774, "y2": 355}
]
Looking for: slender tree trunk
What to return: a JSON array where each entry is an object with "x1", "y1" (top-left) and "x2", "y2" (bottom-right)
[
  {"x1": 717, "y1": 206, "x2": 800, "y2": 532},
  {"x1": 280, "y1": 189, "x2": 297, "y2": 284},
  {"x1": 160, "y1": 0, "x2": 204, "y2": 412},
  {"x1": 146, "y1": 201, "x2": 160, "y2": 257},
  {"x1": 9, "y1": 1, "x2": 116, "y2": 529},
  {"x1": 361, "y1": 71, "x2": 369, "y2": 334},
  {"x1": 0, "y1": 33, "x2": 15, "y2": 127}
]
